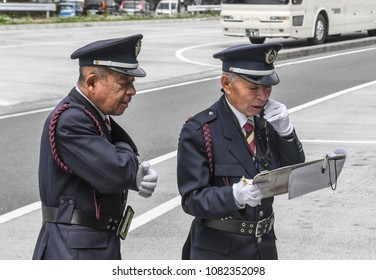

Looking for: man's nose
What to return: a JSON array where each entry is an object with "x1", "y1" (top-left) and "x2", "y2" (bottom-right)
[
  {"x1": 127, "y1": 85, "x2": 136, "y2": 96},
  {"x1": 257, "y1": 87, "x2": 270, "y2": 101}
]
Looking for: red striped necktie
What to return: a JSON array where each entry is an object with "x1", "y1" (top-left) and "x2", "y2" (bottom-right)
[
  {"x1": 244, "y1": 122, "x2": 255, "y2": 154},
  {"x1": 104, "y1": 116, "x2": 111, "y2": 133}
]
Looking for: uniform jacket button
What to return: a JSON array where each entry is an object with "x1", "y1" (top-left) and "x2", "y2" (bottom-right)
[{"x1": 259, "y1": 210, "x2": 264, "y2": 217}]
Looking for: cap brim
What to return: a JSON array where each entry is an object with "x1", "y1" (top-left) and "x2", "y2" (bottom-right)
[
  {"x1": 238, "y1": 72, "x2": 279, "y2": 86},
  {"x1": 109, "y1": 66, "x2": 146, "y2": 77}
]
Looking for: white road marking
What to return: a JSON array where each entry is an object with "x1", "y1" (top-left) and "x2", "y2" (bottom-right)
[
  {"x1": 175, "y1": 43, "x2": 376, "y2": 69},
  {"x1": 289, "y1": 80, "x2": 376, "y2": 114},
  {"x1": 129, "y1": 196, "x2": 181, "y2": 232},
  {"x1": 0, "y1": 201, "x2": 40, "y2": 224},
  {"x1": 301, "y1": 140, "x2": 376, "y2": 145}
]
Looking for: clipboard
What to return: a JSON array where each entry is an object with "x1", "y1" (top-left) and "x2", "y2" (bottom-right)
[{"x1": 253, "y1": 149, "x2": 346, "y2": 199}]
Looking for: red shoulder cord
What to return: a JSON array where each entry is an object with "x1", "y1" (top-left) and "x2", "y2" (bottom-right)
[
  {"x1": 202, "y1": 123, "x2": 229, "y2": 186},
  {"x1": 185, "y1": 118, "x2": 229, "y2": 186},
  {"x1": 202, "y1": 123, "x2": 213, "y2": 178},
  {"x1": 49, "y1": 103, "x2": 104, "y2": 219}
]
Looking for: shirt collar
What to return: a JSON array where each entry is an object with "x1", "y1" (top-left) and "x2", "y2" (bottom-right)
[{"x1": 224, "y1": 96, "x2": 254, "y2": 128}]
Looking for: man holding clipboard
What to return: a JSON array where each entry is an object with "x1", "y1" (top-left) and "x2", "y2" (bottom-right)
[{"x1": 177, "y1": 43, "x2": 305, "y2": 260}]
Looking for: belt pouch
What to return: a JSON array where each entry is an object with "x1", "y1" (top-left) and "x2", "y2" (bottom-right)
[
  {"x1": 56, "y1": 197, "x2": 75, "y2": 223},
  {"x1": 117, "y1": 206, "x2": 134, "y2": 240}
]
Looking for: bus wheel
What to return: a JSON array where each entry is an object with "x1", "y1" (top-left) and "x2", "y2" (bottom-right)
[
  {"x1": 307, "y1": 14, "x2": 327, "y2": 45},
  {"x1": 249, "y1": 37, "x2": 266, "y2": 44},
  {"x1": 368, "y1": 29, "x2": 376, "y2": 36}
]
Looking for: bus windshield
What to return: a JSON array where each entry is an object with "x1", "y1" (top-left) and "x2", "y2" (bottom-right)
[{"x1": 221, "y1": 0, "x2": 289, "y2": 4}]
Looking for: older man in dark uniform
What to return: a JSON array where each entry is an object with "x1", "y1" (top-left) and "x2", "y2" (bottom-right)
[
  {"x1": 32, "y1": 34, "x2": 158, "y2": 260},
  {"x1": 177, "y1": 43, "x2": 305, "y2": 260}
]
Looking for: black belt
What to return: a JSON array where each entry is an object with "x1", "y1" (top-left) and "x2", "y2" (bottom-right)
[
  {"x1": 202, "y1": 213, "x2": 274, "y2": 237},
  {"x1": 42, "y1": 205, "x2": 121, "y2": 232}
]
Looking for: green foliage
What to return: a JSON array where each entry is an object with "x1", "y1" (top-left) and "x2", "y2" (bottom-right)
[
  {"x1": 0, "y1": 14, "x2": 10, "y2": 24},
  {"x1": 0, "y1": 10, "x2": 220, "y2": 25}
]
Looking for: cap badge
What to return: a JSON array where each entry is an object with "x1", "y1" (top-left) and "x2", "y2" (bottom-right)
[
  {"x1": 265, "y1": 48, "x2": 278, "y2": 64},
  {"x1": 135, "y1": 39, "x2": 142, "y2": 58}
]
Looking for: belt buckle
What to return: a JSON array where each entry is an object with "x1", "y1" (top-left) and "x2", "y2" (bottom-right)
[
  {"x1": 255, "y1": 213, "x2": 274, "y2": 238},
  {"x1": 255, "y1": 218, "x2": 266, "y2": 238}
]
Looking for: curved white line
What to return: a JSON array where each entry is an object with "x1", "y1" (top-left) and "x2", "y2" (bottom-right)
[
  {"x1": 175, "y1": 41, "x2": 376, "y2": 70},
  {"x1": 175, "y1": 40, "x2": 243, "y2": 67}
]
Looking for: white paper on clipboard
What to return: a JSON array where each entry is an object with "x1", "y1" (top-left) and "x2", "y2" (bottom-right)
[
  {"x1": 253, "y1": 150, "x2": 346, "y2": 199},
  {"x1": 288, "y1": 154, "x2": 346, "y2": 199}
]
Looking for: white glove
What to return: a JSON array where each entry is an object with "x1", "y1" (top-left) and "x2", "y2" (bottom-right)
[
  {"x1": 263, "y1": 99, "x2": 293, "y2": 137},
  {"x1": 232, "y1": 178, "x2": 267, "y2": 208},
  {"x1": 136, "y1": 161, "x2": 158, "y2": 198}
]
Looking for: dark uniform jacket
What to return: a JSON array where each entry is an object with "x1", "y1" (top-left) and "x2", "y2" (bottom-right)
[
  {"x1": 32, "y1": 88, "x2": 139, "y2": 260},
  {"x1": 177, "y1": 94, "x2": 305, "y2": 260}
]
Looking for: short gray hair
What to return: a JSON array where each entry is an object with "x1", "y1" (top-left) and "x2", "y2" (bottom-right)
[
  {"x1": 77, "y1": 66, "x2": 113, "y2": 86},
  {"x1": 223, "y1": 71, "x2": 239, "y2": 82}
]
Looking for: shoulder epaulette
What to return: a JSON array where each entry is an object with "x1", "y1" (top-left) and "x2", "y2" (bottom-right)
[{"x1": 186, "y1": 108, "x2": 217, "y2": 130}]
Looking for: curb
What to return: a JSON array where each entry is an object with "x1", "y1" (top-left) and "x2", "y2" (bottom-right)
[{"x1": 278, "y1": 36, "x2": 376, "y2": 61}]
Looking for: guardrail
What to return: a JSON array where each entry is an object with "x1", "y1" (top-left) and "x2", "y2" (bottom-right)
[
  {"x1": 187, "y1": 5, "x2": 221, "y2": 13},
  {"x1": 0, "y1": 3, "x2": 56, "y2": 18}
]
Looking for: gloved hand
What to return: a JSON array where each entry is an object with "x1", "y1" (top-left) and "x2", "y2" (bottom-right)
[
  {"x1": 232, "y1": 178, "x2": 267, "y2": 208},
  {"x1": 136, "y1": 161, "x2": 158, "y2": 198},
  {"x1": 263, "y1": 99, "x2": 293, "y2": 137}
]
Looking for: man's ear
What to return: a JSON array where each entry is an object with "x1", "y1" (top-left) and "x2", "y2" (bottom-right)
[
  {"x1": 86, "y1": 74, "x2": 97, "y2": 92},
  {"x1": 221, "y1": 74, "x2": 231, "y2": 93}
]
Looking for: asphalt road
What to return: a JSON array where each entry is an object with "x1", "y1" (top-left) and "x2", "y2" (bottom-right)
[{"x1": 0, "y1": 18, "x2": 376, "y2": 260}]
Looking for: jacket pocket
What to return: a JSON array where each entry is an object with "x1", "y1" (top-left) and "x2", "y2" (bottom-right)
[
  {"x1": 193, "y1": 221, "x2": 232, "y2": 255},
  {"x1": 68, "y1": 229, "x2": 107, "y2": 249}
]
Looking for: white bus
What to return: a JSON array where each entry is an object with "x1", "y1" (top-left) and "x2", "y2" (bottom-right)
[{"x1": 220, "y1": 0, "x2": 376, "y2": 45}]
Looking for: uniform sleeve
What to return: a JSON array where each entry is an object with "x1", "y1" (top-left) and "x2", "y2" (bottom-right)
[
  {"x1": 177, "y1": 122, "x2": 238, "y2": 219},
  {"x1": 276, "y1": 128, "x2": 305, "y2": 166},
  {"x1": 55, "y1": 106, "x2": 138, "y2": 194}
]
